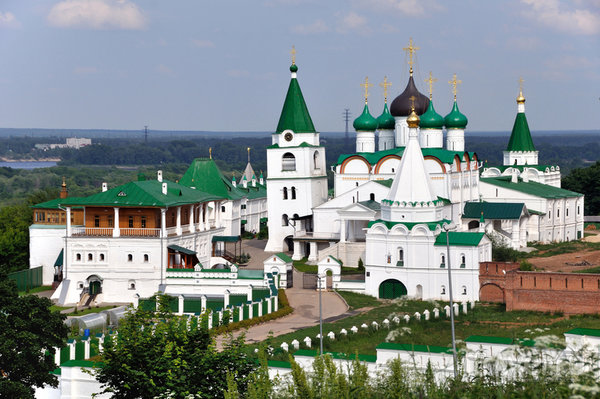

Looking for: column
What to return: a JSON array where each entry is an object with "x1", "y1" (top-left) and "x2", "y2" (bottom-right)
[
  {"x1": 347, "y1": 220, "x2": 355, "y2": 242},
  {"x1": 66, "y1": 206, "x2": 72, "y2": 237},
  {"x1": 113, "y1": 207, "x2": 120, "y2": 237},
  {"x1": 224, "y1": 289, "x2": 230, "y2": 308},
  {"x1": 511, "y1": 220, "x2": 520, "y2": 249},
  {"x1": 292, "y1": 240, "x2": 303, "y2": 261},
  {"x1": 161, "y1": 209, "x2": 167, "y2": 238},
  {"x1": 178, "y1": 295, "x2": 184, "y2": 316},
  {"x1": 308, "y1": 242, "x2": 318, "y2": 263},
  {"x1": 176, "y1": 207, "x2": 182, "y2": 235},
  {"x1": 201, "y1": 295, "x2": 207, "y2": 313},
  {"x1": 248, "y1": 285, "x2": 254, "y2": 302},
  {"x1": 189, "y1": 205, "x2": 195, "y2": 233},
  {"x1": 339, "y1": 218, "x2": 346, "y2": 243},
  {"x1": 216, "y1": 201, "x2": 222, "y2": 228}
]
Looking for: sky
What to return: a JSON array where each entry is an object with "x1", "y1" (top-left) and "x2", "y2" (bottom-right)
[{"x1": 0, "y1": 0, "x2": 598, "y2": 133}]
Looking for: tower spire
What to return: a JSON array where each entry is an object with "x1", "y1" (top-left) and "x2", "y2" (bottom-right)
[{"x1": 403, "y1": 38, "x2": 420, "y2": 76}]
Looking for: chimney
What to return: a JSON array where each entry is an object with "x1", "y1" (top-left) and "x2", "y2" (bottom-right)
[
  {"x1": 242, "y1": 176, "x2": 247, "y2": 189},
  {"x1": 511, "y1": 169, "x2": 518, "y2": 183},
  {"x1": 60, "y1": 177, "x2": 68, "y2": 199},
  {"x1": 232, "y1": 176, "x2": 236, "y2": 187},
  {"x1": 102, "y1": 182, "x2": 108, "y2": 192},
  {"x1": 162, "y1": 182, "x2": 167, "y2": 195},
  {"x1": 157, "y1": 170, "x2": 163, "y2": 182},
  {"x1": 259, "y1": 174, "x2": 264, "y2": 185}
]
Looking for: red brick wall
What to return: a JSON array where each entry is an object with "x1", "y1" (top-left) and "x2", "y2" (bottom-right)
[{"x1": 479, "y1": 262, "x2": 520, "y2": 303}]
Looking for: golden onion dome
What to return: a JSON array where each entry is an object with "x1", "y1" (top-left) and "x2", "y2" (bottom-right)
[
  {"x1": 516, "y1": 90, "x2": 526, "y2": 104},
  {"x1": 407, "y1": 108, "x2": 420, "y2": 128}
]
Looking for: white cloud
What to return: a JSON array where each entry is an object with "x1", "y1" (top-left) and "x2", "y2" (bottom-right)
[
  {"x1": 357, "y1": 0, "x2": 444, "y2": 17},
  {"x1": 521, "y1": 0, "x2": 600, "y2": 35},
  {"x1": 291, "y1": 19, "x2": 330, "y2": 35},
  {"x1": 336, "y1": 11, "x2": 369, "y2": 34},
  {"x1": 191, "y1": 39, "x2": 215, "y2": 48},
  {"x1": 47, "y1": 0, "x2": 146, "y2": 30},
  {"x1": 73, "y1": 66, "x2": 98, "y2": 75},
  {"x1": 0, "y1": 11, "x2": 20, "y2": 28}
]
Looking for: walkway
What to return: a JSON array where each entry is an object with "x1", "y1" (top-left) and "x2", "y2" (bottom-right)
[{"x1": 221, "y1": 269, "x2": 349, "y2": 345}]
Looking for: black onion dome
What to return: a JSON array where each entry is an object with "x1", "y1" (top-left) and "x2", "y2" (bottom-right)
[{"x1": 390, "y1": 75, "x2": 430, "y2": 117}]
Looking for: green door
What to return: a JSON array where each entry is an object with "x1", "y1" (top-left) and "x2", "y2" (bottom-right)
[
  {"x1": 89, "y1": 281, "x2": 101, "y2": 295},
  {"x1": 378, "y1": 279, "x2": 407, "y2": 299}
]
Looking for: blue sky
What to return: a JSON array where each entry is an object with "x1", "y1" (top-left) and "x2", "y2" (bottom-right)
[{"x1": 0, "y1": 0, "x2": 598, "y2": 132}]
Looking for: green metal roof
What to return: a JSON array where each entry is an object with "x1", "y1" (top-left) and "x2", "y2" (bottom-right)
[
  {"x1": 376, "y1": 342, "x2": 453, "y2": 354},
  {"x1": 31, "y1": 197, "x2": 84, "y2": 209},
  {"x1": 275, "y1": 252, "x2": 293, "y2": 263},
  {"x1": 434, "y1": 232, "x2": 486, "y2": 247},
  {"x1": 266, "y1": 142, "x2": 319, "y2": 149},
  {"x1": 54, "y1": 249, "x2": 64, "y2": 267},
  {"x1": 374, "y1": 179, "x2": 393, "y2": 188},
  {"x1": 376, "y1": 103, "x2": 395, "y2": 130},
  {"x1": 463, "y1": 202, "x2": 525, "y2": 220},
  {"x1": 167, "y1": 245, "x2": 196, "y2": 255},
  {"x1": 179, "y1": 158, "x2": 245, "y2": 200},
  {"x1": 328, "y1": 255, "x2": 343, "y2": 265},
  {"x1": 267, "y1": 360, "x2": 292, "y2": 369},
  {"x1": 484, "y1": 164, "x2": 557, "y2": 173},
  {"x1": 335, "y1": 147, "x2": 476, "y2": 167},
  {"x1": 58, "y1": 179, "x2": 221, "y2": 208},
  {"x1": 358, "y1": 200, "x2": 381, "y2": 211},
  {"x1": 211, "y1": 235, "x2": 240, "y2": 243},
  {"x1": 420, "y1": 100, "x2": 445, "y2": 129},
  {"x1": 275, "y1": 71, "x2": 316, "y2": 134},
  {"x1": 236, "y1": 184, "x2": 267, "y2": 199},
  {"x1": 353, "y1": 103, "x2": 378, "y2": 131},
  {"x1": 237, "y1": 269, "x2": 264, "y2": 279},
  {"x1": 565, "y1": 328, "x2": 600, "y2": 338},
  {"x1": 480, "y1": 177, "x2": 583, "y2": 199},
  {"x1": 444, "y1": 100, "x2": 468, "y2": 129},
  {"x1": 368, "y1": 219, "x2": 451, "y2": 232},
  {"x1": 506, "y1": 112, "x2": 535, "y2": 152},
  {"x1": 293, "y1": 349, "x2": 377, "y2": 363}
]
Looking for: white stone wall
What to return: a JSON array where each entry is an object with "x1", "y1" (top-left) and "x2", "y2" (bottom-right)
[{"x1": 30, "y1": 226, "x2": 67, "y2": 285}]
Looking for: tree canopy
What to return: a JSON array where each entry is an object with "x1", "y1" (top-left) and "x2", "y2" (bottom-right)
[
  {"x1": 95, "y1": 296, "x2": 256, "y2": 399},
  {"x1": 563, "y1": 160, "x2": 600, "y2": 216},
  {"x1": 0, "y1": 276, "x2": 68, "y2": 398}
]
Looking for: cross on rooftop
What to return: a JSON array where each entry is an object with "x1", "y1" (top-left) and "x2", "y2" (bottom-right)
[
  {"x1": 379, "y1": 76, "x2": 392, "y2": 103},
  {"x1": 449, "y1": 73, "x2": 462, "y2": 101},
  {"x1": 360, "y1": 76, "x2": 373, "y2": 104},
  {"x1": 290, "y1": 45, "x2": 296, "y2": 65},
  {"x1": 403, "y1": 38, "x2": 419, "y2": 75},
  {"x1": 425, "y1": 71, "x2": 437, "y2": 100}
]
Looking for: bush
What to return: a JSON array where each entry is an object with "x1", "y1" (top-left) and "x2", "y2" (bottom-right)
[
  {"x1": 357, "y1": 258, "x2": 364, "y2": 272},
  {"x1": 519, "y1": 260, "x2": 534, "y2": 271}
]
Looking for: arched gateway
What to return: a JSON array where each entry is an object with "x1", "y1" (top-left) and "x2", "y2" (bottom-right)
[{"x1": 378, "y1": 279, "x2": 407, "y2": 299}]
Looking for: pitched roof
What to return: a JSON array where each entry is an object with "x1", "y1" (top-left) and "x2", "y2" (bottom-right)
[
  {"x1": 434, "y1": 232, "x2": 486, "y2": 247},
  {"x1": 58, "y1": 179, "x2": 221, "y2": 208},
  {"x1": 463, "y1": 202, "x2": 525, "y2": 220},
  {"x1": 358, "y1": 200, "x2": 381, "y2": 211},
  {"x1": 179, "y1": 158, "x2": 245, "y2": 200},
  {"x1": 506, "y1": 112, "x2": 535, "y2": 152},
  {"x1": 480, "y1": 176, "x2": 583, "y2": 199},
  {"x1": 31, "y1": 197, "x2": 84, "y2": 209},
  {"x1": 368, "y1": 218, "x2": 450, "y2": 232},
  {"x1": 275, "y1": 76, "x2": 316, "y2": 134},
  {"x1": 275, "y1": 252, "x2": 293, "y2": 263}
]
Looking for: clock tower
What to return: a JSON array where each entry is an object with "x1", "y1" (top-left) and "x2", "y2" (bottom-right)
[{"x1": 264, "y1": 51, "x2": 328, "y2": 252}]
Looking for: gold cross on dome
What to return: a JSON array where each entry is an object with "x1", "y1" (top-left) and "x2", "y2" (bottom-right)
[
  {"x1": 360, "y1": 76, "x2": 373, "y2": 104},
  {"x1": 379, "y1": 76, "x2": 392, "y2": 103},
  {"x1": 247, "y1": 147, "x2": 251, "y2": 162},
  {"x1": 518, "y1": 76, "x2": 524, "y2": 93},
  {"x1": 409, "y1": 95, "x2": 416, "y2": 110},
  {"x1": 449, "y1": 73, "x2": 462, "y2": 100},
  {"x1": 290, "y1": 45, "x2": 296, "y2": 65},
  {"x1": 403, "y1": 38, "x2": 419, "y2": 75},
  {"x1": 425, "y1": 71, "x2": 437, "y2": 100}
]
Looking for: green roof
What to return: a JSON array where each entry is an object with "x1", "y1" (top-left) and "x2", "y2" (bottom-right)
[
  {"x1": 328, "y1": 255, "x2": 343, "y2": 265},
  {"x1": 374, "y1": 179, "x2": 393, "y2": 188},
  {"x1": 565, "y1": 328, "x2": 600, "y2": 338},
  {"x1": 237, "y1": 269, "x2": 264, "y2": 279},
  {"x1": 212, "y1": 235, "x2": 240, "y2": 243},
  {"x1": 463, "y1": 202, "x2": 524, "y2": 220},
  {"x1": 377, "y1": 103, "x2": 395, "y2": 130},
  {"x1": 58, "y1": 180, "x2": 221, "y2": 208},
  {"x1": 236, "y1": 184, "x2": 267, "y2": 200},
  {"x1": 480, "y1": 177, "x2": 583, "y2": 199},
  {"x1": 267, "y1": 360, "x2": 292, "y2": 369},
  {"x1": 275, "y1": 71, "x2": 316, "y2": 134},
  {"x1": 434, "y1": 232, "x2": 486, "y2": 247},
  {"x1": 358, "y1": 200, "x2": 381, "y2": 211},
  {"x1": 507, "y1": 112, "x2": 535, "y2": 152},
  {"x1": 167, "y1": 244, "x2": 196, "y2": 255},
  {"x1": 275, "y1": 252, "x2": 293, "y2": 263},
  {"x1": 31, "y1": 197, "x2": 83, "y2": 209},
  {"x1": 484, "y1": 164, "x2": 557, "y2": 173},
  {"x1": 444, "y1": 100, "x2": 468, "y2": 129},
  {"x1": 465, "y1": 336, "x2": 513, "y2": 345},
  {"x1": 353, "y1": 103, "x2": 378, "y2": 131},
  {"x1": 294, "y1": 349, "x2": 376, "y2": 363},
  {"x1": 376, "y1": 342, "x2": 453, "y2": 354},
  {"x1": 420, "y1": 100, "x2": 444, "y2": 129},
  {"x1": 368, "y1": 219, "x2": 451, "y2": 232},
  {"x1": 267, "y1": 142, "x2": 319, "y2": 149},
  {"x1": 335, "y1": 147, "x2": 476, "y2": 167},
  {"x1": 179, "y1": 158, "x2": 245, "y2": 200},
  {"x1": 54, "y1": 249, "x2": 64, "y2": 267}
]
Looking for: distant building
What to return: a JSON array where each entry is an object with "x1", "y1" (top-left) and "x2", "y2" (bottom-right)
[{"x1": 35, "y1": 137, "x2": 92, "y2": 150}]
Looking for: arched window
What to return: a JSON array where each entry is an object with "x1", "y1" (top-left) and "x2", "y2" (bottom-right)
[
  {"x1": 283, "y1": 187, "x2": 288, "y2": 200},
  {"x1": 99, "y1": 253, "x2": 105, "y2": 261},
  {"x1": 441, "y1": 285, "x2": 446, "y2": 295},
  {"x1": 370, "y1": 193, "x2": 375, "y2": 201},
  {"x1": 282, "y1": 153, "x2": 296, "y2": 171},
  {"x1": 462, "y1": 286, "x2": 467, "y2": 295},
  {"x1": 313, "y1": 151, "x2": 320, "y2": 170},
  {"x1": 76, "y1": 253, "x2": 82, "y2": 261},
  {"x1": 397, "y1": 248, "x2": 404, "y2": 266},
  {"x1": 460, "y1": 254, "x2": 466, "y2": 268},
  {"x1": 282, "y1": 214, "x2": 289, "y2": 226},
  {"x1": 127, "y1": 254, "x2": 133, "y2": 262},
  {"x1": 440, "y1": 254, "x2": 445, "y2": 268},
  {"x1": 88, "y1": 253, "x2": 93, "y2": 261},
  {"x1": 144, "y1": 254, "x2": 149, "y2": 263},
  {"x1": 291, "y1": 187, "x2": 296, "y2": 200}
]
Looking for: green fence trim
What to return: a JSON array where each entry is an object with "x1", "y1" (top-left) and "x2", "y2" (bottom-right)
[
  {"x1": 60, "y1": 346, "x2": 70, "y2": 364},
  {"x1": 9, "y1": 267, "x2": 43, "y2": 291},
  {"x1": 75, "y1": 341, "x2": 85, "y2": 360},
  {"x1": 183, "y1": 298, "x2": 203, "y2": 314},
  {"x1": 229, "y1": 294, "x2": 247, "y2": 306},
  {"x1": 139, "y1": 298, "x2": 156, "y2": 312}
]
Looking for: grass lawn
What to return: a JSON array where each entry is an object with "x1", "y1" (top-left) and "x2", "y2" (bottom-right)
[
  {"x1": 525, "y1": 240, "x2": 600, "y2": 258},
  {"x1": 256, "y1": 299, "x2": 600, "y2": 359},
  {"x1": 293, "y1": 258, "x2": 363, "y2": 275},
  {"x1": 50, "y1": 305, "x2": 71, "y2": 312},
  {"x1": 18, "y1": 285, "x2": 53, "y2": 296},
  {"x1": 336, "y1": 290, "x2": 381, "y2": 310},
  {"x1": 70, "y1": 305, "x2": 118, "y2": 316},
  {"x1": 578, "y1": 266, "x2": 600, "y2": 274}
]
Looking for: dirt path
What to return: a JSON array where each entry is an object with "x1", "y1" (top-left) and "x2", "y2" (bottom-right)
[{"x1": 528, "y1": 249, "x2": 600, "y2": 273}]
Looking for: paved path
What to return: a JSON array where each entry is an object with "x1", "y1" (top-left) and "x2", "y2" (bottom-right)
[{"x1": 221, "y1": 270, "x2": 349, "y2": 345}]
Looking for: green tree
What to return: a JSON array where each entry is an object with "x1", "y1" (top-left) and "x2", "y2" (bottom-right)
[
  {"x1": 563, "y1": 160, "x2": 600, "y2": 216},
  {"x1": 0, "y1": 275, "x2": 68, "y2": 398},
  {"x1": 0, "y1": 204, "x2": 31, "y2": 273},
  {"x1": 96, "y1": 295, "x2": 256, "y2": 399}
]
